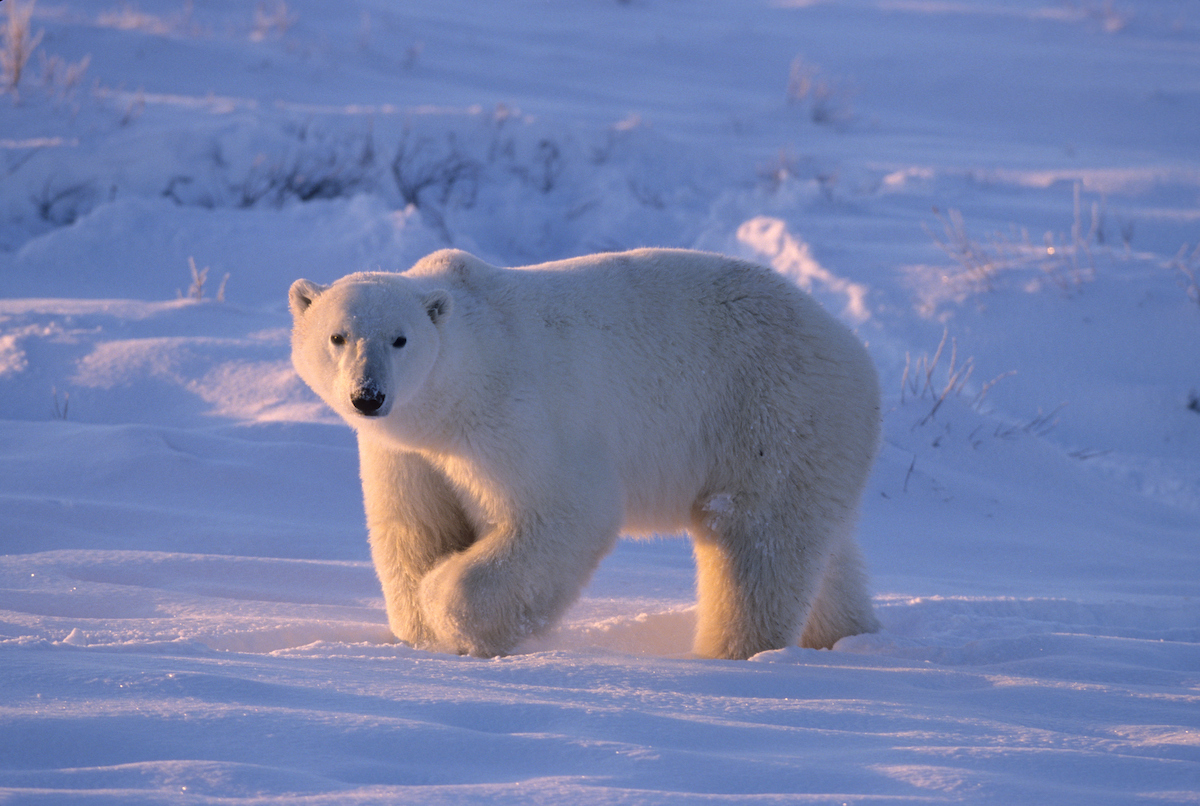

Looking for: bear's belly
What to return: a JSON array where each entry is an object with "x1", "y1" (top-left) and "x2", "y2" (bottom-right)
[{"x1": 618, "y1": 474, "x2": 701, "y2": 536}]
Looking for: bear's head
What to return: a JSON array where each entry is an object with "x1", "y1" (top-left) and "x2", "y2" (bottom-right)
[{"x1": 289, "y1": 273, "x2": 453, "y2": 428}]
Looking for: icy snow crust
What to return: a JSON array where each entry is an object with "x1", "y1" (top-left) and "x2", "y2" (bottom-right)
[{"x1": 1, "y1": 0, "x2": 1198, "y2": 802}]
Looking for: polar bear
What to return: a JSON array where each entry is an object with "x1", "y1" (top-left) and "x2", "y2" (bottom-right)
[{"x1": 289, "y1": 248, "x2": 881, "y2": 659}]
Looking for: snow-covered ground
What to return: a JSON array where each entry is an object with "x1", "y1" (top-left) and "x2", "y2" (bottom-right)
[{"x1": 2, "y1": 0, "x2": 1198, "y2": 802}]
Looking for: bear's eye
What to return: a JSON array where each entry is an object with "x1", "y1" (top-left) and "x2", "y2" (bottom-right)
[
  {"x1": 392, "y1": 336, "x2": 407, "y2": 349},
  {"x1": 330, "y1": 334, "x2": 346, "y2": 346}
]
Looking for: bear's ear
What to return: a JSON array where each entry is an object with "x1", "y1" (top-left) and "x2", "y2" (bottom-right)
[
  {"x1": 289, "y1": 279, "x2": 327, "y2": 318},
  {"x1": 423, "y1": 289, "x2": 453, "y2": 325}
]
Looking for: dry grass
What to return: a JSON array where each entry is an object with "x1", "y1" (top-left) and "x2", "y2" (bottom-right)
[{"x1": 1, "y1": 0, "x2": 44, "y2": 97}]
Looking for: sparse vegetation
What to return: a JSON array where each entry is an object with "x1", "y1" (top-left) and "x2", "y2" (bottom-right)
[
  {"x1": 786, "y1": 56, "x2": 854, "y2": 127},
  {"x1": 993, "y1": 403, "x2": 1066, "y2": 441},
  {"x1": 51, "y1": 386, "x2": 69, "y2": 420},
  {"x1": 186, "y1": 257, "x2": 208, "y2": 299},
  {"x1": 923, "y1": 183, "x2": 1111, "y2": 301},
  {"x1": 230, "y1": 124, "x2": 377, "y2": 208},
  {"x1": 119, "y1": 89, "x2": 145, "y2": 127},
  {"x1": 37, "y1": 50, "x2": 90, "y2": 102},
  {"x1": 159, "y1": 124, "x2": 378, "y2": 209},
  {"x1": 251, "y1": 0, "x2": 296, "y2": 42},
  {"x1": 1, "y1": 0, "x2": 44, "y2": 98},
  {"x1": 32, "y1": 179, "x2": 95, "y2": 226},
  {"x1": 1169, "y1": 243, "x2": 1200, "y2": 307},
  {"x1": 755, "y1": 150, "x2": 839, "y2": 201},
  {"x1": 390, "y1": 127, "x2": 481, "y2": 240},
  {"x1": 923, "y1": 207, "x2": 1002, "y2": 293},
  {"x1": 97, "y1": 1, "x2": 198, "y2": 37},
  {"x1": 386, "y1": 128, "x2": 475, "y2": 207},
  {"x1": 182, "y1": 257, "x2": 228, "y2": 301},
  {"x1": 1068, "y1": 0, "x2": 1131, "y2": 33},
  {"x1": 899, "y1": 328, "x2": 1015, "y2": 428},
  {"x1": 2, "y1": 0, "x2": 89, "y2": 102},
  {"x1": 388, "y1": 112, "x2": 580, "y2": 243}
]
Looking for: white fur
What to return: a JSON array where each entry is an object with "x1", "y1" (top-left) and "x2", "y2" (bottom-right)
[{"x1": 290, "y1": 248, "x2": 881, "y2": 659}]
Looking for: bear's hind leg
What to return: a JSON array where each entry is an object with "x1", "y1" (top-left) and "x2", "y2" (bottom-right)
[
  {"x1": 691, "y1": 541, "x2": 798, "y2": 660},
  {"x1": 799, "y1": 531, "x2": 880, "y2": 649},
  {"x1": 690, "y1": 499, "x2": 835, "y2": 660},
  {"x1": 691, "y1": 491, "x2": 868, "y2": 662}
]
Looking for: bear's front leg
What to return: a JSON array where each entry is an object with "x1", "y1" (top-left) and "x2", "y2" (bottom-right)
[
  {"x1": 417, "y1": 500, "x2": 621, "y2": 657},
  {"x1": 358, "y1": 439, "x2": 474, "y2": 646}
]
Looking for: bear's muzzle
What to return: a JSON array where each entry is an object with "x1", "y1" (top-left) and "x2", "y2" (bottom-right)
[{"x1": 351, "y1": 387, "x2": 387, "y2": 416}]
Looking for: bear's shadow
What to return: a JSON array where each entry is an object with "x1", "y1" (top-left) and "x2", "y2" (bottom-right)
[{"x1": 519, "y1": 606, "x2": 698, "y2": 658}]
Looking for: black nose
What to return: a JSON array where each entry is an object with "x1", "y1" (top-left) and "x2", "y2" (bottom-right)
[{"x1": 351, "y1": 391, "x2": 386, "y2": 415}]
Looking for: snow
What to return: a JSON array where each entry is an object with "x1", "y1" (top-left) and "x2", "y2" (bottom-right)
[{"x1": 2, "y1": 0, "x2": 1198, "y2": 802}]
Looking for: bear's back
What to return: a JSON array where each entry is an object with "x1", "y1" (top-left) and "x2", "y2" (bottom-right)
[
  {"x1": 405, "y1": 248, "x2": 870, "y2": 395},
  {"x1": 407, "y1": 247, "x2": 813, "y2": 346}
]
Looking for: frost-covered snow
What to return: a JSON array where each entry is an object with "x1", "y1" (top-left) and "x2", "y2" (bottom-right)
[{"x1": 2, "y1": 0, "x2": 1198, "y2": 802}]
